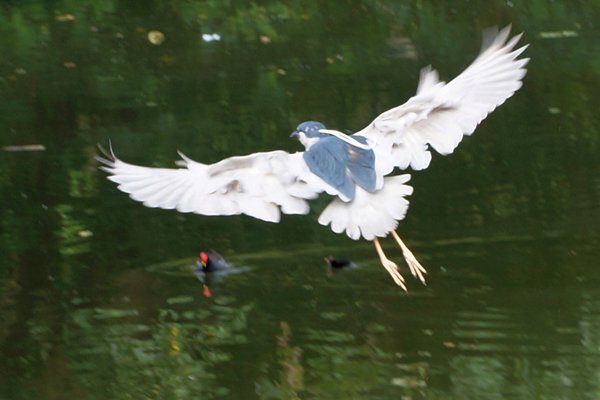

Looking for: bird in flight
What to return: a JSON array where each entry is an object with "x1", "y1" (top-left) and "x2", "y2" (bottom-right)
[{"x1": 98, "y1": 26, "x2": 528, "y2": 290}]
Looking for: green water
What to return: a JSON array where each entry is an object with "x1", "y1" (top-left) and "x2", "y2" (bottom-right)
[{"x1": 1, "y1": 1, "x2": 600, "y2": 399}]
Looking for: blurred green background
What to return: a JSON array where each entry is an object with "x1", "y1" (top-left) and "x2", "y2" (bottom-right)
[{"x1": 1, "y1": 1, "x2": 599, "y2": 399}]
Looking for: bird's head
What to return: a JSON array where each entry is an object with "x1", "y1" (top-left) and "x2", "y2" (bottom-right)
[
  {"x1": 199, "y1": 251, "x2": 209, "y2": 268},
  {"x1": 290, "y1": 121, "x2": 327, "y2": 148}
]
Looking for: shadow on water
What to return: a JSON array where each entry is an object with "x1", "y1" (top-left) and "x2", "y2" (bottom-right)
[{"x1": 1, "y1": 0, "x2": 600, "y2": 399}]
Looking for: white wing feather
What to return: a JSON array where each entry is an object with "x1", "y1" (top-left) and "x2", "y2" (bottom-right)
[
  {"x1": 356, "y1": 26, "x2": 529, "y2": 173},
  {"x1": 98, "y1": 148, "x2": 324, "y2": 223}
]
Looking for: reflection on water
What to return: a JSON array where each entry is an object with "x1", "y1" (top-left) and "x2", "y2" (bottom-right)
[
  {"x1": 2, "y1": 240, "x2": 600, "y2": 398},
  {"x1": 1, "y1": 0, "x2": 600, "y2": 399},
  {"x1": 65, "y1": 270, "x2": 256, "y2": 398}
]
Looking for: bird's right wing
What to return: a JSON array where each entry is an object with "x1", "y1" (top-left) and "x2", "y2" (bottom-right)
[
  {"x1": 97, "y1": 146, "x2": 326, "y2": 223},
  {"x1": 356, "y1": 26, "x2": 529, "y2": 174}
]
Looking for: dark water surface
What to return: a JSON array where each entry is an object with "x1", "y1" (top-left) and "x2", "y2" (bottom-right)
[{"x1": 1, "y1": 1, "x2": 600, "y2": 399}]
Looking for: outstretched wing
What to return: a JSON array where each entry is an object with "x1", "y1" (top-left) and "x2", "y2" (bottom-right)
[
  {"x1": 97, "y1": 146, "x2": 325, "y2": 223},
  {"x1": 356, "y1": 26, "x2": 529, "y2": 174}
]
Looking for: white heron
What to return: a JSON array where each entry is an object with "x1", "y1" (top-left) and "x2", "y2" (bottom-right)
[{"x1": 98, "y1": 26, "x2": 529, "y2": 290}]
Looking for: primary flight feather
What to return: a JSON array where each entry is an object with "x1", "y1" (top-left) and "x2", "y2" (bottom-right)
[{"x1": 98, "y1": 26, "x2": 529, "y2": 290}]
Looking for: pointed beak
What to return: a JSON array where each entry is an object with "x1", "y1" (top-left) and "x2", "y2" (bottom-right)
[{"x1": 290, "y1": 130, "x2": 300, "y2": 139}]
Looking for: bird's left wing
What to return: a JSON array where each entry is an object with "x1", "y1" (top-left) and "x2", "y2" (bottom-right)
[
  {"x1": 97, "y1": 146, "x2": 324, "y2": 223},
  {"x1": 355, "y1": 26, "x2": 529, "y2": 174}
]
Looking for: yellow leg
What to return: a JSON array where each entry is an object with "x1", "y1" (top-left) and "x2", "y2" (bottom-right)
[
  {"x1": 390, "y1": 231, "x2": 427, "y2": 284},
  {"x1": 373, "y1": 237, "x2": 407, "y2": 291}
]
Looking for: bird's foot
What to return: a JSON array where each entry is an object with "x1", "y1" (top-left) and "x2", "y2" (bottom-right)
[
  {"x1": 391, "y1": 231, "x2": 427, "y2": 284},
  {"x1": 373, "y1": 237, "x2": 407, "y2": 291}
]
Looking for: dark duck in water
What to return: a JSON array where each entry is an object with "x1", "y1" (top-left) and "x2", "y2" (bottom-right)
[
  {"x1": 324, "y1": 256, "x2": 355, "y2": 270},
  {"x1": 195, "y1": 250, "x2": 231, "y2": 298},
  {"x1": 196, "y1": 250, "x2": 230, "y2": 273}
]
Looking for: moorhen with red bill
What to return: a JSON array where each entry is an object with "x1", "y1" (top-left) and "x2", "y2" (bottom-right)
[{"x1": 197, "y1": 250, "x2": 230, "y2": 273}]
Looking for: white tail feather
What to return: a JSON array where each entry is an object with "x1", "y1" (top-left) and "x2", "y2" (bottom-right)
[{"x1": 318, "y1": 175, "x2": 413, "y2": 240}]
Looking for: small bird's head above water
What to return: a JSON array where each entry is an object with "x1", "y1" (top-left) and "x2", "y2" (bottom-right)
[{"x1": 199, "y1": 251, "x2": 209, "y2": 268}]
